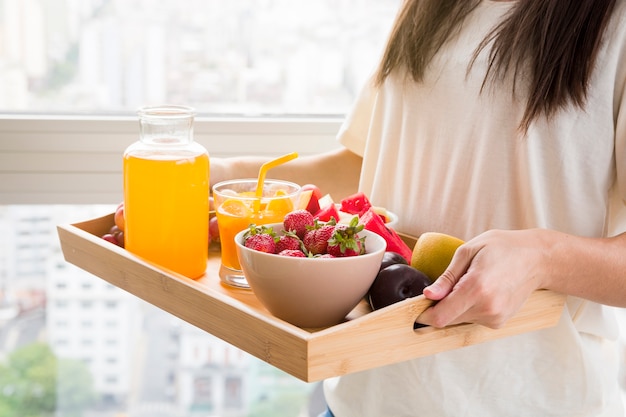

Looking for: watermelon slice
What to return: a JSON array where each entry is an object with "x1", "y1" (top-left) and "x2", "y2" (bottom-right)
[
  {"x1": 314, "y1": 203, "x2": 341, "y2": 223},
  {"x1": 359, "y1": 208, "x2": 412, "y2": 263},
  {"x1": 340, "y1": 192, "x2": 372, "y2": 216}
]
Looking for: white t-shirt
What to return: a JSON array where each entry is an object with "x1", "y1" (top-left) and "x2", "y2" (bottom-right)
[{"x1": 325, "y1": 1, "x2": 626, "y2": 416}]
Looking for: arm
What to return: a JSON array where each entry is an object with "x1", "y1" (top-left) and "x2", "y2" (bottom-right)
[
  {"x1": 418, "y1": 228, "x2": 626, "y2": 328},
  {"x1": 210, "y1": 147, "x2": 363, "y2": 200}
]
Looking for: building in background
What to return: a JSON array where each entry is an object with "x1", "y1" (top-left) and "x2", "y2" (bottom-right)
[
  {"x1": 0, "y1": 205, "x2": 313, "y2": 416},
  {"x1": 0, "y1": 0, "x2": 400, "y2": 114}
]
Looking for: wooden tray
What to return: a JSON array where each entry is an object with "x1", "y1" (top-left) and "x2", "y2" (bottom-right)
[{"x1": 57, "y1": 213, "x2": 566, "y2": 382}]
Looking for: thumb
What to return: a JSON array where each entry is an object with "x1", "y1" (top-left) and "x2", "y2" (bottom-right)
[
  {"x1": 423, "y1": 274, "x2": 455, "y2": 301},
  {"x1": 422, "y1": 246, "x2": 469, "y2": 301}
]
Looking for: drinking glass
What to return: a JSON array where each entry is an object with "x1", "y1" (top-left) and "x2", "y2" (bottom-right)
[{"x1": 212, "y1": 179, "x2": 301, "y2": 288}]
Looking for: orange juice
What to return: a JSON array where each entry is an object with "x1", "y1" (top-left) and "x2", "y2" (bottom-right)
[
  {"x1": 216, "y1": 197, "x2": 291, "y2": 270},
  {"x1": 124, "y1": 150, "x2": 209, "y2": 278},
  {"x1": 212, "y1": 179, "x2": 301, "y2": 288}
]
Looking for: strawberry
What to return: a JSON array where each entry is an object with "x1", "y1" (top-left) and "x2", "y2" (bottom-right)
[
  {"x1": 275, "y1": 231, "x2": 302, "y2": 253},
  {"x1": 244, "y1": 234, "x2": 276, "y2": 253},
  {"x1": 327, "y1": 216, "x2": 366, "y2": 257},
  {"x1": 243, "y1": 225, "x2": 277, "y2": 253},
  {"x1": 283, "y1": 209, "x2": 315, "y2": 239},
  {"x1": 277, "y1": 249, "x2": 306, "y2": 257},
  {"x1": 303, "y1": 219, "x2": 336, "y2": 255}
]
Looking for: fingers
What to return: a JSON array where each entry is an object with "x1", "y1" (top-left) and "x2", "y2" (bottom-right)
[
  {"x1": 419, "y1": 244, "x2": 473, "y2": 327},
  {"x1": 416, "y1": 230, "x2": 544, "y2": 329},
  {"x1": 418, "y1": 282, "x2": 473, "y2": 328},
  {"x1": 418, "y1": 262, "x2": 517, "y2": 329},
  {"x1": 423, "y1": 242, "x2": 472, "y2": 301},
  {"x1": 422, "y1": 270, "x2": 458, "y2": 300}
]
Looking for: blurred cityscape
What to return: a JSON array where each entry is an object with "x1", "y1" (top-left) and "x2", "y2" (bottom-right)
[
  {"x1": 0, "y1": 1, "x2": 401, "y2": 415},
  {"x1": 0, "y1": 205, "x2": 316, "y2": 417},
  {"x1": 0, "y1": 0, "x2": 400, "y2": 115}
]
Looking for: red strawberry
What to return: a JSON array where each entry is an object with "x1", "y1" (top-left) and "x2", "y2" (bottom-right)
[
  {"x1": 244, "y1": 234, "x2": 276, "y2": 253},
  {"x1": 327, "y1": 217, "x2": 366, "y2": 257},
  {"x1": 275, "y1": 231, "x2": 302, "y2": 253},
  {"x1": 283, "y1": 209, "x2": 315, "y2": 239},
  {"x1": 243, "y1": 225, "x2": 276, "y2": 253},
  {"x1": 303, "y1": 220, "x2": 336, "y2": 255},
  {"x1": 277, "y1": 249, "x2": 306, "y2": 257}
]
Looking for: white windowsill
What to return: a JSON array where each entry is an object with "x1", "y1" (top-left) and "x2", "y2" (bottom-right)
[{"x1": 0, "y1": 115, "x2": 344, "y2": 204}]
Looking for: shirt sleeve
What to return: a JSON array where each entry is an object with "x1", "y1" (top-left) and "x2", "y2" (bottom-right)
[{"x1": 337, "y1": 78, "x2": 377, "y2": 157}]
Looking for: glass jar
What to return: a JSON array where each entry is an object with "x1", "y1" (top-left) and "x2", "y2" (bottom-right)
[{"x1": 123, "y1": 105, "x2": 209, "y2": 278}]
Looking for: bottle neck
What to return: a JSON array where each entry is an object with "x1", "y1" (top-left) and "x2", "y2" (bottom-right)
[{"x1": 138, "y1": 105, "x2": 196, "y2": 145}]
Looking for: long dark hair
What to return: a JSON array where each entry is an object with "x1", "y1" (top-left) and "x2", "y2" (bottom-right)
[{"x1": 375, "y1": 0, "x2": 617, "y2": 130}]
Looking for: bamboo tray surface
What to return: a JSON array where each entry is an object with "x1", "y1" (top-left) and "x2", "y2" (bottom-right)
[{"x1": 57, "y1": 213, "x2": 566, "y2": 382}]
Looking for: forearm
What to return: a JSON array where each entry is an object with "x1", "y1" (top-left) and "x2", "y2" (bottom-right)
[
  {"x1": 542, "y1": 230, "x2": 626, "y2": 307},
  {"x1": 210, "y1": 147, "x2": 363, "y2": 199}
]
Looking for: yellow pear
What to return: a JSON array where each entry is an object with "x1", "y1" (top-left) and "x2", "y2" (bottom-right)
[{"x1": 410, "y1": 232, "x2": 464, "y2": 283}]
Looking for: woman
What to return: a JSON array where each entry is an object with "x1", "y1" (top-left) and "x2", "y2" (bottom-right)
[{"x1": 211, "y1": 0, "x2": 626, "y2": 415}]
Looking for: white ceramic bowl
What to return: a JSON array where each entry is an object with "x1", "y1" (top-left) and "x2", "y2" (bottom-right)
[
  {"x1": 333, "y1": 204, "x2": 398, "y2": 230},
  {"x1": 235, "y1": 223, "x2": 387, "y2": 328},
  {"x1": 385, "y1": 210, "x2": 399, "y2": 229}
]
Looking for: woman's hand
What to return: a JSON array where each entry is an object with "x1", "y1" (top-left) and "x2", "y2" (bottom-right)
[{"x1": 417, "y1": 229, "x2": 552, "y2": 329}]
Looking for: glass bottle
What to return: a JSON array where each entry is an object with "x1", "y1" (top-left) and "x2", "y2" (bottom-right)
[{"x1": 123, "y1": 105, "x2": 209, "y2": 279}]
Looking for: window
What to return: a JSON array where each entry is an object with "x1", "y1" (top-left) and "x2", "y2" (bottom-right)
[
  {"x1": 0, "y1": 1, "x2": 406, "y2": 204},
  {"x1": 105, "y1": 319, "x2": 118, "y2": 328},
  {"x1": 105, "y1": 375, "x2": 118, "y2": 385},
  {"x1": 0, "y1": 0, "x2": 400, "y2": 116},
  {"x1": 104, "y1": 338, "x2": 118, "y2": 347},
  {"x1": 0, "y1": 2, "x2": 404, "y2": 416},
  {"x1": 224, "y1": 376, "x2": 243, "y2": 408},
  {"x1": 0, "y1": 1, "x2": 400, "y2": 204}
]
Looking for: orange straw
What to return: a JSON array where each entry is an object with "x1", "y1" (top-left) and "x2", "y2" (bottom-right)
[{"x1": 254, "y1": 152, "x2": 299, "y2": 211}]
